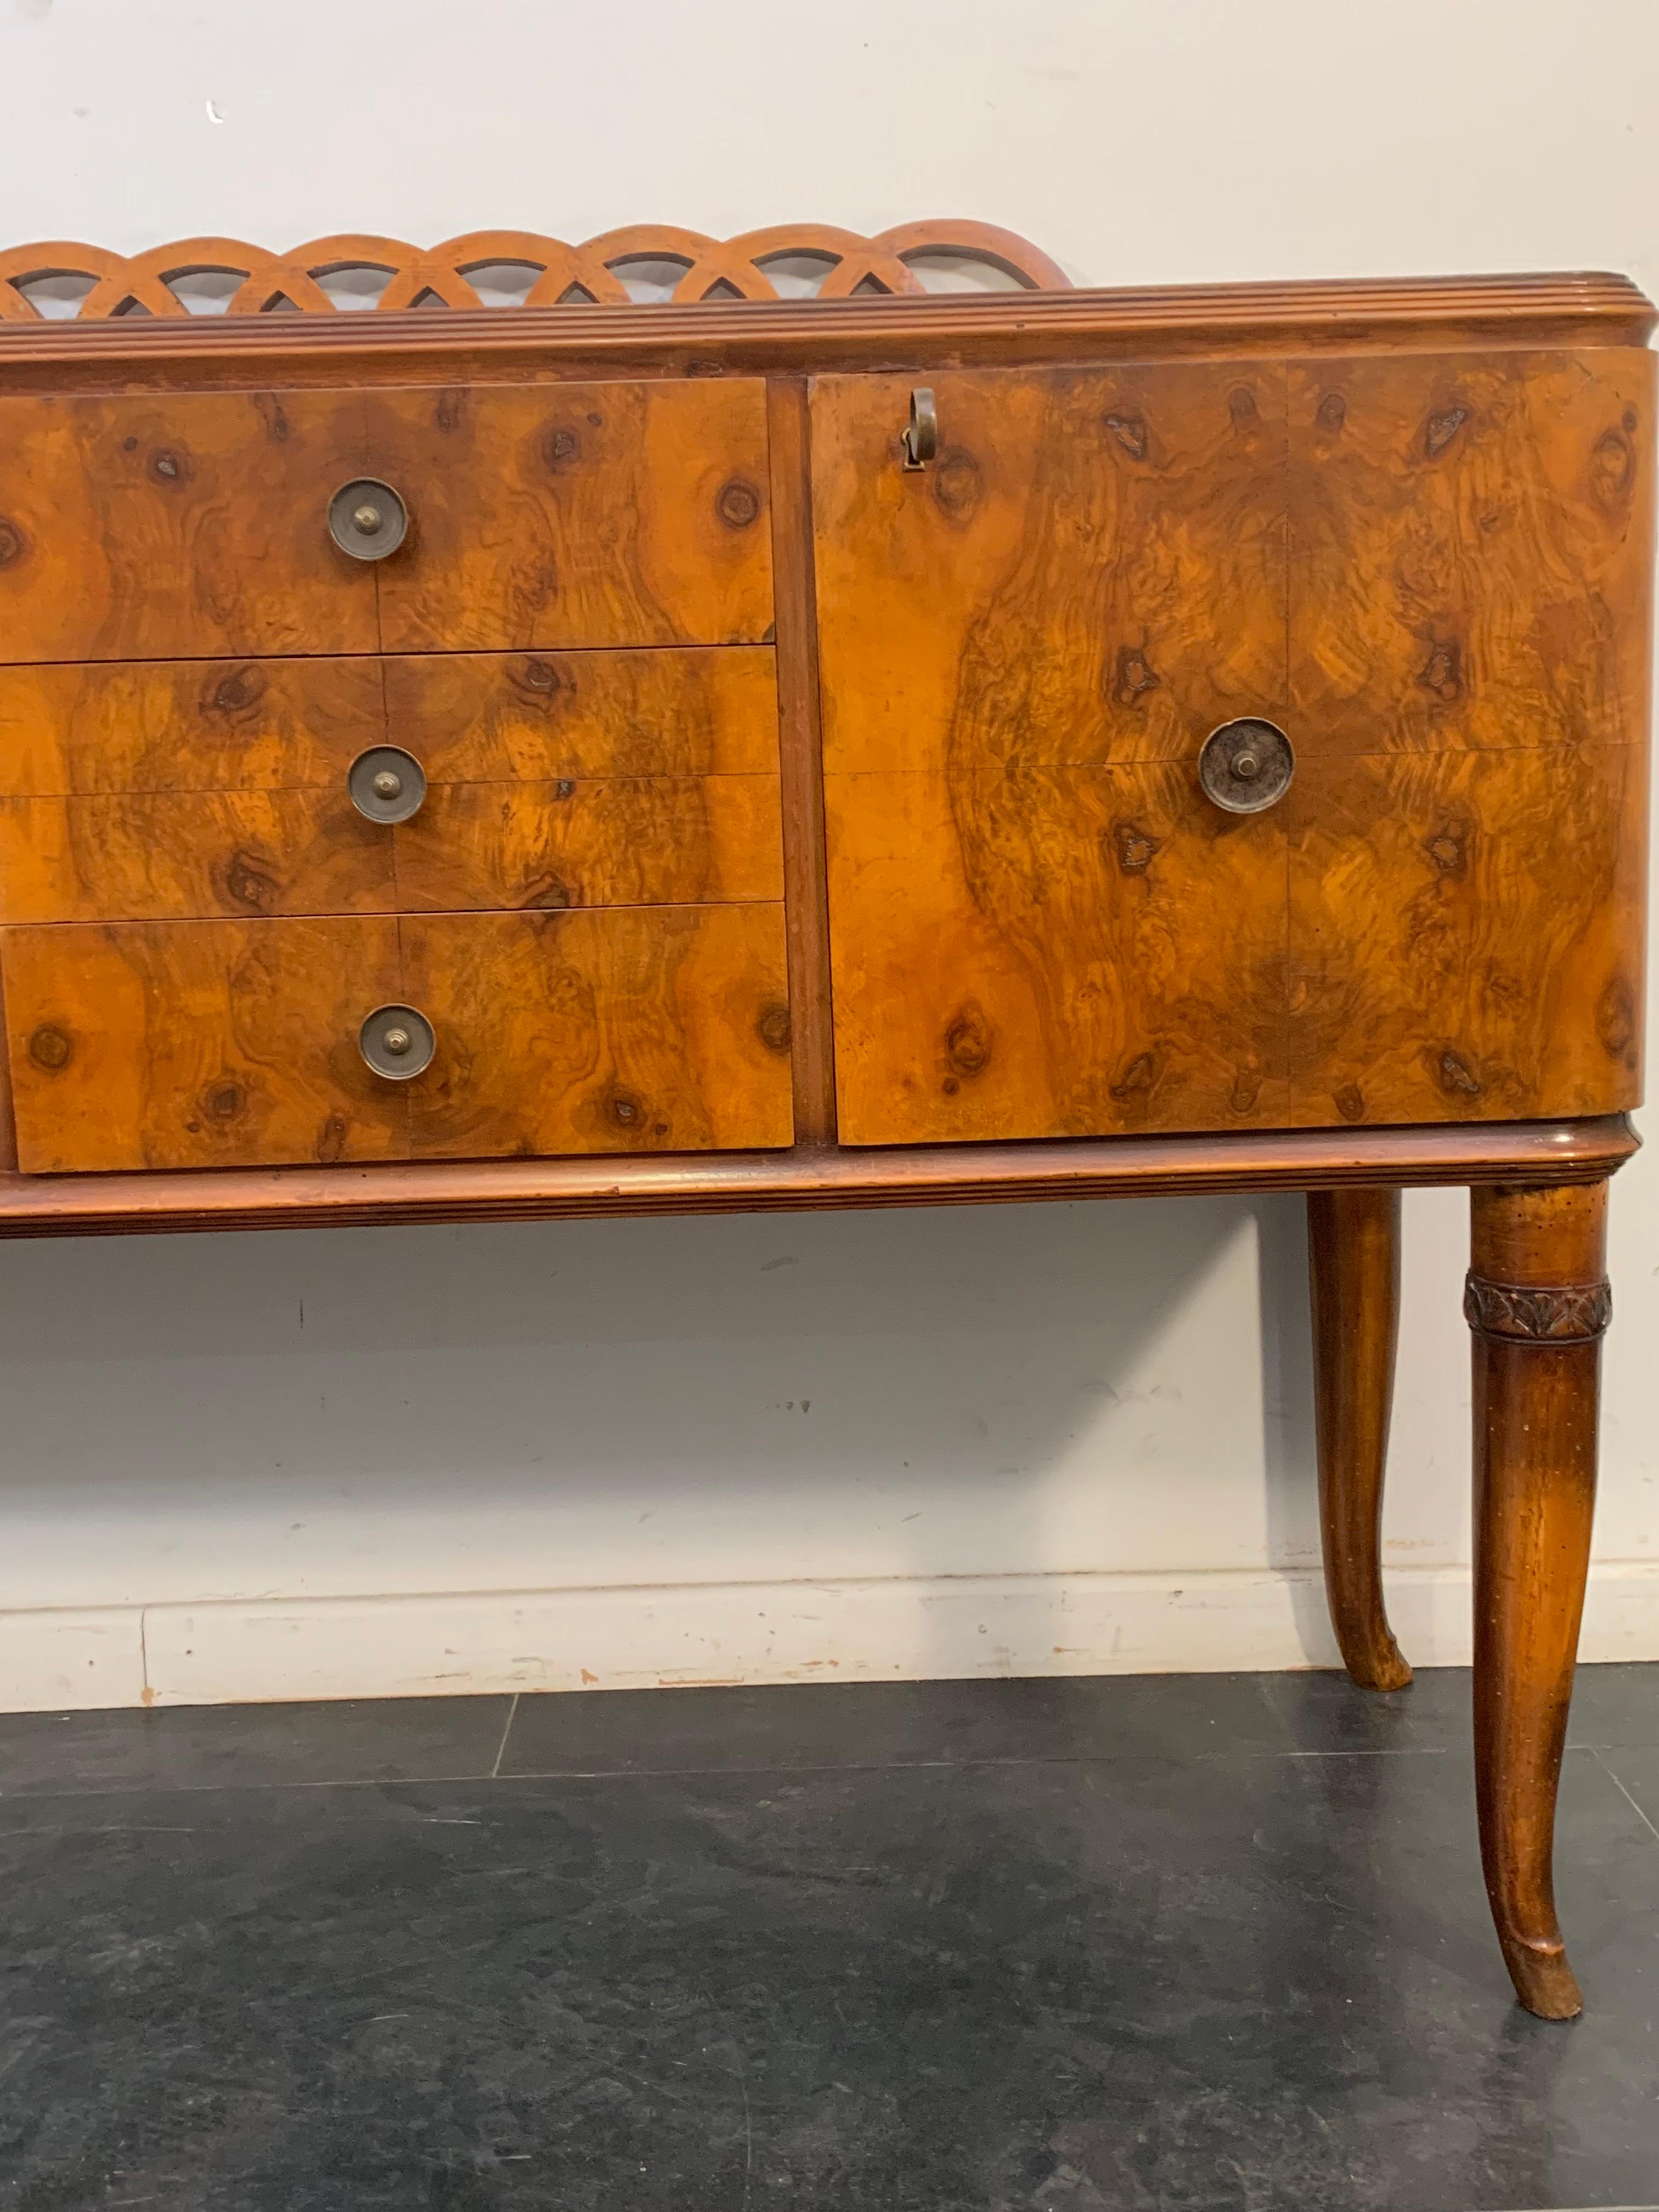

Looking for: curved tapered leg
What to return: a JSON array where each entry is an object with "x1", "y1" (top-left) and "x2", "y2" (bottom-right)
[
  {"x1": 1468, "y1": 1179, "x2": 1609, "y2": 2021},
  {"x1": 1307, "y1": 1187, "x2": 1412, "y2": 1691}
]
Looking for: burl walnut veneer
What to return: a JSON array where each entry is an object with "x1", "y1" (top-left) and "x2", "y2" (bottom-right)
[{"x1": 0, "y1": 224, "x2": 1652, "y2": 2018}]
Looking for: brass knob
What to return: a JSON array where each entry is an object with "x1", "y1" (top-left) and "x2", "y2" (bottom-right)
[
  {"x1": 359, "y1": 1004, "x2": 435, "y2": 1081},
  {"x1": 329, "y1": 477, "x2": 408, "y2": 561},
  {"x1": 348, "y1": 746, "x2": 426, "y2": 824},
  {"x1": 1198, "y1": 719, "x2": 1295, "y2": 815}
]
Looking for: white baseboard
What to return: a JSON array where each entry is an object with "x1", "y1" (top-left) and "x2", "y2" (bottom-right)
[{"x1": 2, "y1": 1561, "x2": 1657, "y2": 1713}]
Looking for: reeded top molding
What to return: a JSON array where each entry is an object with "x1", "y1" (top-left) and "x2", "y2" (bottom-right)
[{"x1": 0, "y1": 230, "x2": 1648, "y2": 387}]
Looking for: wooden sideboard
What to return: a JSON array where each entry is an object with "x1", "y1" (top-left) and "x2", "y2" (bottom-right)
[{"x1": 0, "y1": 224, "x2": 1652, "y2": 2019}]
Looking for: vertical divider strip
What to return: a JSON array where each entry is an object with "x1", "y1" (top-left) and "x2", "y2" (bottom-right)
[
  {"x1": 765, "y1": 375, "x2": 837, "y2": 1147},
  {"x1": 0, "y1": 956, "x2": 20, "y2": 1173},
  {"x1": 1277, "y1": 361, "x2": 1296, "y2": 1125}
]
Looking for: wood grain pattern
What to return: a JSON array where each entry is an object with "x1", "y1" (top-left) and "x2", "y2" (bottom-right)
[
  {"x1": 2, "y1": 917, "x2": 407, "y2": 1172},
  {"x1": 370, "y1": 379, "x2": 774, "y2": 651},
  {"x1": 2, "y1": 904, "x2": 793, "y2": 1171},
  {"x1": 1469, "y1": 1178, "x2": 1609, "y2": 2018},
  {"x1": 0, "y1": 791, "x2": 393, "y2": 923},
  {"x1": 381, "y1": 647, "x2": 778, "y2": 780},
  {"x1": 1307, "y1": 1187, "x2": 1411, "y2": 1692},
  {"x1": 814, "y1": 364, "x2": 1288, "y2": 776},
  {"x1": 1289, "y1": 742, "x2": 1647, "y2": 1125},
  {"x1": 401, "y1": 905, "x2": 793, "y2": 1159},
  {"x1": 813, "y1": 363, "x2": 1290, "y2": 1144},
  {"x1": 1291, "y1": 351, "x2": 1656, "y2": 755},
  {"x1": 815, "y1": 353, "x2": 1652, "y2": 1142},
  {"x1": 826, "y1": 765, "x2": 1289, "y2": 1144},
  {"x1": 394, "y1": 777, "x2": 781, "y2": 912},
  {"x1": 0, "y1": 391, "x2": 376, "y2": 662},
  {"x1": 0, "y1": 656, "x2": 385, "y2": 795},
  {"x1": 0, "y1": 648, "x2": 783, "y2": 923}
]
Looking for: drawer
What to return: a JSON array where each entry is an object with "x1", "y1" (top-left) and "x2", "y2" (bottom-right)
[
  {"x1": 2, "y1": 906, "x2": 794, "y2": 1173},
  {"x1": 0, "y1": 649, "x2": 782, "y2": 923},
  {"x1": 0, "y1": 379, "x2": 773, "y2": 663}
]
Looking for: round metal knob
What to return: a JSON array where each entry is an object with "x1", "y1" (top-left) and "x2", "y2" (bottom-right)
[
  {"x1": 1198, "y1": 718, "x2": 1295, "y2": 815},
  {"x1": 328, "y1": 477, "x2": 408, "y2": 561},
  {"x1": 348, "y1": 746, "x2": 426, "y2": 825},
  {"x1": 359, "y1": 1004, "x2": 435, "y2": 1081}
]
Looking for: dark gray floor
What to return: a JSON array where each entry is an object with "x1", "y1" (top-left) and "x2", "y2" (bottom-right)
[{"x1": 2, "y1": 1667, "x2": 1658, "y2": 2211}]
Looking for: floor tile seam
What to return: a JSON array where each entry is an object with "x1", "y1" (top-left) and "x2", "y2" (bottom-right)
[
  {"x1": 0, "y1": 1740, "x2": 1461, "y2": 1808},
  {"x1": 490, "y1": 1692, "x2": 520, "y2": 1779},
  {"x1": 1590, "y1": 1745, "x2": 1659, "y2": 1842}
]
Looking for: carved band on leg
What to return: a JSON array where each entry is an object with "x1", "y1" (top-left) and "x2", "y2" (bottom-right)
[
  {"x1": 1469, "y1": 1180, "x2": 1608, "y2": 2021},
  {"x1": 1308, "y1": 1187, "x2": 1411, "y2": 1692},
  {"x1": 1464, "y1": 1275, "x2": 1612, "y2": 1345}
]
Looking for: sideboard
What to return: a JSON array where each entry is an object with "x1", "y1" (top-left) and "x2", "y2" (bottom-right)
[{"x1": 0, "y1": 223, "x2": 1651, "y2": 2019}]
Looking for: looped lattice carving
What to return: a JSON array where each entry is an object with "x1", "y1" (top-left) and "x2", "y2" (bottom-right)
[
  {"x1": 1463, "y1": 1273, "x2": 1613, "y2": 1344},
  {"x1": 0, "y1": 221, "x2": 1069, "y2": 322}
]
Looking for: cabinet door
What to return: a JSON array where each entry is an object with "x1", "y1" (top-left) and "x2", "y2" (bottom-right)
[
  {"x1": 0, "y1": 392, "x2": 377, "y2": 662},
  {"x1": 812, "y1": 364, "x2": 1291, "y2": 1145},
  {"x1": 1286, "y1": 351, "x2": 1654, "y2": 1126},
  {"x1": 369, "y1": 380, "x2": 775, "y2": 651}
]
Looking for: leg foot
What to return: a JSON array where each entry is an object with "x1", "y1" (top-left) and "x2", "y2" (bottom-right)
[
  {"x1": 1469, "y1": 1179, "x2": 1607, "y2": 2020},
  {"x1": 1307, "y1": 1187, "x2": 1412, "y2": 1691}
]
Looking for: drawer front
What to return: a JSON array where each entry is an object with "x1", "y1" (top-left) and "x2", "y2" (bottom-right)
[
  {"x1": 3, "y1": 905, "x2": 794, "y2": 1173},
  {"x1": 0, "y1": 648, "x2": 781, "y2": 923},
  {"x1": 0, "y1": 392, "x2": 377, "y2": 662},
  {"x1": 812, "y1": 363, "x2": 1290, "y2": 1145},
  {"x1": 3, "y1": 917, "x2": 409, "y2": 1173},
  {"x1": 370, "y1": 380, "x2": 774, "y2": 652},
  {"x1": 0, "y1": 379, "x2": 772, "y2": 663}
]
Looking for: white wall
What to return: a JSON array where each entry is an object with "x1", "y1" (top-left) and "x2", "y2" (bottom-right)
[{"x1": 1, "y1": 0, "x2": 1656, "y2": 1710}]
